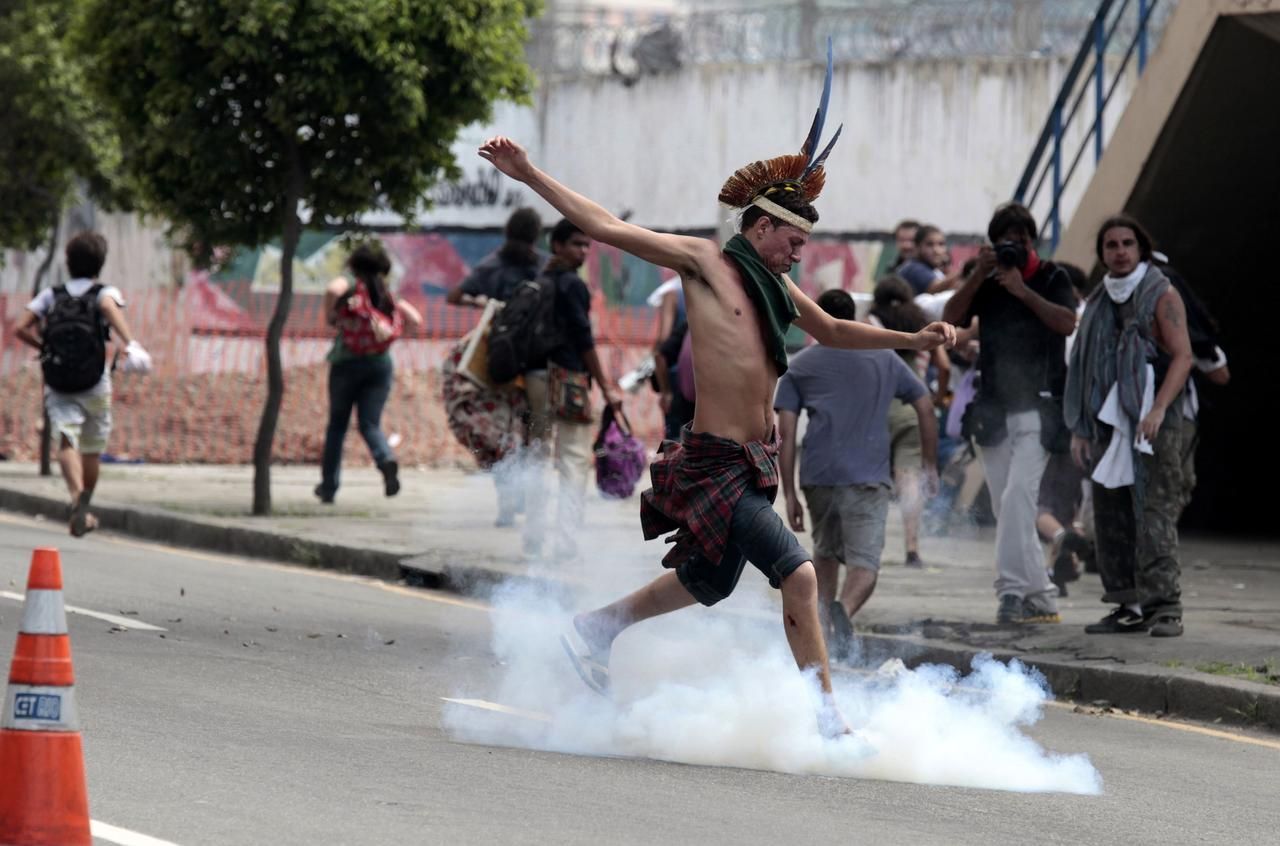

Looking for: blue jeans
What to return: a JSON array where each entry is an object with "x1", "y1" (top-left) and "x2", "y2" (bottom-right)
[{"x1": 319, "y1": 355, "x2": 394, "y2": 496}]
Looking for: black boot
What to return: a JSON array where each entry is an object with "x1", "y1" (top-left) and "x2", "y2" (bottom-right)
[{"x1": 378, "y1": 460, "x2": 400, "y2": 497}]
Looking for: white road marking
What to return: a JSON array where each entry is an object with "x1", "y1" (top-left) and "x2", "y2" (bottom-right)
[
  {"x1": 442, "y1": 697, "x2": 551, "y2": 723},
  {"x1": 0, "y1": 591, "x2": 165, "y2": 632},
  {"x1": 91, "y1": 819, "x2": 183, "y2": 846}
]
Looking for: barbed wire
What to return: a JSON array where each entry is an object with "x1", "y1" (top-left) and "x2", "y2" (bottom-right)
[{"x1": 532, "y1": 0, "x2": 1175, "y2": 80}]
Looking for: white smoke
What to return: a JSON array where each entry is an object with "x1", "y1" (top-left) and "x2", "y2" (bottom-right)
[{"x1": 444, "y1": 572, "x2": 1102, "y2": 796}]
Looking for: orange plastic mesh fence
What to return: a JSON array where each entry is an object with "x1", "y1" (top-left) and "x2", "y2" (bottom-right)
[{"x1": 0, "y1": 288, "x2": 665, "y2": 467}]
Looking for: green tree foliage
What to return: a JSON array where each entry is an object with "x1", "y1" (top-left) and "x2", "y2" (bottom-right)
[
  {"x1": 77, "y1": 0, "x2": 540, "y2": 514},
  {"x1": 0, "y1": 0, "x2": 124, "y2": 253}
]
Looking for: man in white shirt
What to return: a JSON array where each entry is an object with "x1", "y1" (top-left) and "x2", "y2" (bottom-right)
[{"x1": 14, "y1": 231, "x2": 152, "y2": 536}]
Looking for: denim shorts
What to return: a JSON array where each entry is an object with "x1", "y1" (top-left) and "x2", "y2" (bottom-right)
[{"x1": 675, "y1": 487, "x2": 811, "y2": 606}]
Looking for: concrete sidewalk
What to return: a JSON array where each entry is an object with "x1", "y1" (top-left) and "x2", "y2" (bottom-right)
[{"x1": 1, "y1": 461, "x2": 1277, "y2": 731}]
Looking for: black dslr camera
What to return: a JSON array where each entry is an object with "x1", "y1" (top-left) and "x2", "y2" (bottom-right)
[{"x1": 994, "y1": 240, "x2": 1027, "y2": 269}]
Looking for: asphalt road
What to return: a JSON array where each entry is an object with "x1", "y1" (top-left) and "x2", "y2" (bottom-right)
[{"x1": 0, "y1": 512, "x2": 1276, "y2": 846}]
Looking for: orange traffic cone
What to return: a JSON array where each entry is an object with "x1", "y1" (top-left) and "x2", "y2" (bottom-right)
[{"x1": 0, "y1": 548, "x2": 91, "y2": 846}]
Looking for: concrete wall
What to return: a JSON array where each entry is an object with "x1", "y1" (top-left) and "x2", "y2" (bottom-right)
[
  {"x1": 0, "y1": 209, "x2": 186, "y2": 296},
  {"x1": 407, "y1": 55, "x2": 1144, "y2": 238},
  {"x1": 3, "y1": 54, "x2": 1132, "y2": 292}
]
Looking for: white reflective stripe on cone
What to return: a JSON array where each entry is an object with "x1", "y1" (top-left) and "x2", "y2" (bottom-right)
[
  {"x1": 1, "y1": 683, "x2": 80, "y2": 731},
  {"x1": 19, "y1": 589, "x2": 69, "y2": 635}
]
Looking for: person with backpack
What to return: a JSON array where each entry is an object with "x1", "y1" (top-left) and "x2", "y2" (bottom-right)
[
  {"x1": 315, "y1": 242, "x2": 422, "y2": 504},
  {"x1": 13, "y1": 231, "x2": 152, "y2": 537},
  {"x1": 447, "y1": 207, "x2": 542, "y2": 308},
  {"x1": 520, "y1": 218, "x2": 622, "y2": 561},
  {"x1": 447, "y1": 207, "x2": 543, "y2": 526}
]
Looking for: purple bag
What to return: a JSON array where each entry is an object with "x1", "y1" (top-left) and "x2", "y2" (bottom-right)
[{"x1": 594, "y1": 406, "x2": 648, "y2": 499}]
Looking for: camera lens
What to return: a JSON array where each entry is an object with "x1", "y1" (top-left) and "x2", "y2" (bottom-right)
[{"x1": 994, "y1": 240, "x2": 1026, "y2": 269}]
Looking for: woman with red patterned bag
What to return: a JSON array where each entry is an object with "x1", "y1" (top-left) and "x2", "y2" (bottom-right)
[{"x1": 315, "y1": 242, "x2": 422, "y2": 503}]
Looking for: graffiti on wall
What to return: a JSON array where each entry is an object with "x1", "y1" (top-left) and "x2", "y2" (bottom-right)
[{"x1": 206, "y1": 227, "x2": 981, "y2": 336}]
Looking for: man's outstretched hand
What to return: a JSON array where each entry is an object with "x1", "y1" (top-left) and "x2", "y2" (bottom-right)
[
  {"x1": 479, "y1": 136, "x2": 534, "y2": 182},
  {"x1": 912, "y1": 321, "x2": 957, "y2": 351}
]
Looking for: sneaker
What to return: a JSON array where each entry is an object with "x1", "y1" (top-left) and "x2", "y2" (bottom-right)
[
  {"x1": 1021, "y1": 592, "x2": 1062, "y2": 624},
  {"x1": 1148, "y1": 611, "x2": 1183, "y2": 638},
  {"x1": 378, "y1": 460, "x2": 400, "y2": 497},
  {"x1": 996, "y1": 594, "x2": 1024, "y2": 624},
  {"x1": 560, "y1": 619, "x2": 611, "y2": 697},
  {"x1": 904, "y1": 551, "x2": 924, "y2": 569},
  {"x1": 1084, "y1": 606, "x2": 1150, "y2": 634},
  {"x1": 314, "y1": 485, "x2": 335, "y2": 505}
]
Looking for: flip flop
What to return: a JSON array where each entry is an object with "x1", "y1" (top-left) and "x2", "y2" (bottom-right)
[
  {"x1": 560, "y1": 625, "x2": 610, "y2": 697},
  {"x1": 69, "y1": 496, "x2": 96, "y2": 537}
]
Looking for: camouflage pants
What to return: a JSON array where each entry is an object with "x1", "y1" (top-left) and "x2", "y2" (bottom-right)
[
  {"x1": 1090, "y1": 407, "x2": 1183, "y2": 614},
  {"x1": 1177, "y1": 418, "x2": 1198, "y2": 520}
]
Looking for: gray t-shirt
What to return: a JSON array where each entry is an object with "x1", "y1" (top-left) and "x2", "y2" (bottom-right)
[{"x1": 774, "y1": 345, "x2": 926, "y2": 487}]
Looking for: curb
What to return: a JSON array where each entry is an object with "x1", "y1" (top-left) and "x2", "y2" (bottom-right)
[
  {"x1": 3, "y1": 486, "x2": 1277, "y2": 733},
  {"x1": 853, "y1": 632, "x2": 1280, "y2": 733},
  {"x1": 0, "y1": 486, "x2": 571, "y2": 601},
  {"x1": 0, "y1": 487, "x2": 411, "y2": 585}
]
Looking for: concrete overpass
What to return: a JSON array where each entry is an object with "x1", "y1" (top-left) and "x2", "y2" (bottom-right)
[{"x1": 1056, "y1": 0, "x2": 1280, "y2": 533}]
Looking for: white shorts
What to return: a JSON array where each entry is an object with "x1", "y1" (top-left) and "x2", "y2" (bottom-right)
[{"x1": 46, "y1": 389, "x2": 112, "y2": 454}]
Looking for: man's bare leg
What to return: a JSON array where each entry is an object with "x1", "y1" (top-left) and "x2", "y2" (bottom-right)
[
  {"x1": 57, "y1": 436, "x2": 83, "y2": 502},
  {"x1": 780, "y1": 561, "x2": 849, "y2": 735},
  {"x1": 837, "y1": 566, "x2": 878, "y2": 618},
  {"x1": 1036, "y1": 511, "x2": 1064, "y2": 544},
  {"x1": 574, "y1": 570, "x2": 698, "y2": 655},
  {"x1": 82, "y1": 452, "x2": 100, "y2": 501},
  {"x1": 896, "y1": 465, "x2": 923, "y2": 564},
  {"x1": 813, "y1": 554, "x2": 840, "y2": 630},
  {"x1": 60, "y1": 438, "x2": 98, "y2": 537}
]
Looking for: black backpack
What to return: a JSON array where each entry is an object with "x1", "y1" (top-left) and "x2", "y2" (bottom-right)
[
  {"x1": 487, "y1": 275, "x2": 561, "y2": 385},
  {"x1": 41, "y1": 284, "x2": 109, "y2": 393}
]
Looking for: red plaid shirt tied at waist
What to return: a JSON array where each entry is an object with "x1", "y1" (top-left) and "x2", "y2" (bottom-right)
[{"x1": 640, "y1": 427, "x2": 781, "y2": 568}]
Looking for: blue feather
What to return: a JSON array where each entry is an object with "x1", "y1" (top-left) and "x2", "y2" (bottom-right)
[
  {"x1": 807, "y1": 124, "x2": 843, "y2": 176},
  {"x1": 800, "y1": 37, "x2": 835, "y2": 166}
]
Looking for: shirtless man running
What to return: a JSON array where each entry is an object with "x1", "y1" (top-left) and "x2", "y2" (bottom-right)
[{"x1": 479, "y1": 83, "x2": 953, "y2": 734}]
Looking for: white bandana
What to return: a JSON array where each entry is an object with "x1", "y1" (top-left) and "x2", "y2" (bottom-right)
[
  {"x1": 1103, "y1": 261, "x2": 1148, "y2": 303},
  {"x1": 750, "y1": 196, "x2": 814, "y2": 233}
]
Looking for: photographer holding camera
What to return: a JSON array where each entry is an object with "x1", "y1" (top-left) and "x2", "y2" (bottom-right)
[{"x1": 943, "y1": 203, "x2": 1078, "y2": 625}]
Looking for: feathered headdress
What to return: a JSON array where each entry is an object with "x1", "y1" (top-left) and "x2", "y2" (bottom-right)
[{"x1": 718, "y1": 38, "x2": 843, "y2": 234}]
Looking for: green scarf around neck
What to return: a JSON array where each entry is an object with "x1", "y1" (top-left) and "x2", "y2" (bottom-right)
[{"x1": 722, "y1": 234, "x2": 801, "y2": 375}]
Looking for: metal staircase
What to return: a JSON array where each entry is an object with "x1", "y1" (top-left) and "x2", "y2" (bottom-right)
[{"x1": 1014, "y1": 0, "x2": 1168, "y2": 252}]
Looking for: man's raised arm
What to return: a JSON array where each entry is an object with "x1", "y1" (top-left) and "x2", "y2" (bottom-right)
[
  {"x1": 480, "y1": 137, "x2": 714, "y2": 280},
  {"x1": 786, "y1": 277, "x2": 956, "y2": 352}
]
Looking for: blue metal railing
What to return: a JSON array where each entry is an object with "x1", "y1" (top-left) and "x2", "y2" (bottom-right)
[{"x1": 1013, "y1": 0, "x2": 1162, "y2": 252}]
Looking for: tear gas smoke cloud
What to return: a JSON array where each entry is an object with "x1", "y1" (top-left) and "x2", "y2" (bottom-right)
[{"x1": 442, "y1": 455, "x2": 1102, "y2": 796}]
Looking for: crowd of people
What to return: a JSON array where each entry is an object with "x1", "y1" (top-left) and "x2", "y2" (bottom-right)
[
  {"x1": 435, "y1": 192, "x2": 1229, "y2": 655},
  {"x1": 20, "y1": 199, "x2": 1226, "y2": 656},
  {"x1": 12, "y1": 162, "x2": 1226, "y2": 740},
  {"x1": 17, "y1": 161, "x2": 1225, "y2": 733}
]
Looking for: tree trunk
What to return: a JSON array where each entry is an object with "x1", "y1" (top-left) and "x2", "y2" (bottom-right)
[
  {"x1": 251, "y1": 159, "x2": 304, "y2": 515},
  {"x1": 34, "y1": 215, "x2": 60, "y2": 477}
]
